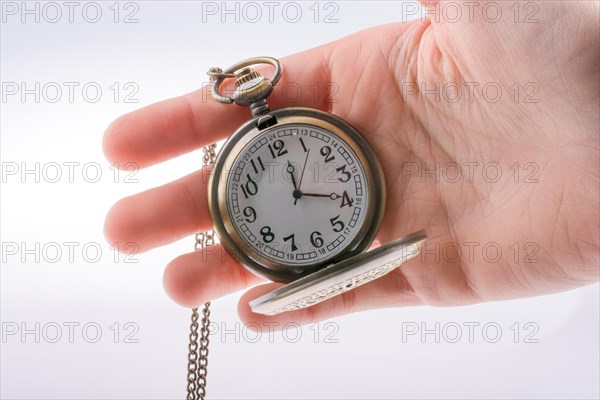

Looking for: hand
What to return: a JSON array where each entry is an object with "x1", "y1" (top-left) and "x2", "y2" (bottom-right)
[{"x1": 103, "y1": 1, "x2": 599, "y2": 328}]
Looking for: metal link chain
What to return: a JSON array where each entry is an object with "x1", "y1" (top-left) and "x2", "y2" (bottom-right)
[
  {"x1": 187, "y1": 63, "x2": 274, "y2": 398},
  {"x1": 187, "y1": 143, "x2": 217, "y2": 400}
]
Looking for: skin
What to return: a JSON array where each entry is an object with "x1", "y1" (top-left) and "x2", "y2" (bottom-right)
[{"x1": 103, "y1": 1, "x2": 599, "y2": 328}]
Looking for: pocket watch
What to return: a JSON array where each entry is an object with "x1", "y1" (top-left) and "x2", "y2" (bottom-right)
[{"x1": 206, "y1": 56, "x2": 426, "y2": 315}]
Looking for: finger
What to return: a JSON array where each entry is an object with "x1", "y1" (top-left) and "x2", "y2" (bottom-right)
[
  {"x1": 163, "y1": 244, "x2": 263, "y2": 308},
  {"x1": 237, "y1": 269, "x2": 425, "y2": 329},
  {"x1": 103, "y1": 89, "x2": 247, "y2": 169},
  {"x1": 103, "y1": 48, "x2": 330, "y2": 169},
  {"x1": 104, "y1": 167, "x2": 212, "y2": 253}
]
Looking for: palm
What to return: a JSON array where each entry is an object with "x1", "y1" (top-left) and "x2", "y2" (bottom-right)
[{"x1": 104, "y1": 1, "x2": 599, "y2": 325}]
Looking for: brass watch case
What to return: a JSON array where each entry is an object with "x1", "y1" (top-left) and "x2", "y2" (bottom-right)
[{"x1": 208, "y1": 107, "x2": 386, "y2": 283}]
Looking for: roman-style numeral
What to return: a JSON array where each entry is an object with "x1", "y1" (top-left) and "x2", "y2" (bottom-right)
[
  {"x1": 340, "y1": 191, "x2": 354, "y2": 208},
  {"x1": 330, "y1": 215, "x2": 345, "y2": 232},
  {"x1": 320, "y1": 145, "x2": 335, "y2": 163},
  {"x1": 250, "y1": 156, "x2": 265, "y2": 174},
  {"x1": 268, "y1": 140, "x2": 288, "y2": 159},
  {"x1": 283, "y1": 234, "x2": 298, "y2": 251},
  {"x1": 241, "y1": 174, "x2": 258, "y2": 199}
]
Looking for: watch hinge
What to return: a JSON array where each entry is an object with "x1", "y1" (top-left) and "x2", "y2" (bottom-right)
[{"x1": 256, "y1": 115, "x2": 277, "y2": 131}]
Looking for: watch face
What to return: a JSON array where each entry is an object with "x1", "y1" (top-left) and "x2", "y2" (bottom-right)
[
  {"x1": 225, "y1": 123, "x2": 369, "y2": 269},
  {"x1": 210, "y1": 108, "x2": 385, "y2": 282}
]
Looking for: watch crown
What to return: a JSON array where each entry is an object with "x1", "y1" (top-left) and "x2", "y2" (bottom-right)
[
  {"x1": 235, "y1": 68, "x2": 262, "y2": 87},
  {"x1": 231, "y1": 66, "x2": 273, "y2": 115}
]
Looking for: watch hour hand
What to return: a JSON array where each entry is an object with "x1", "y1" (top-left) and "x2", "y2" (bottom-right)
[
  {"x1": 287, "y1": 161, "x2": 303, "y2": 204},
  {"x1": 287, "y1": 161, "x2": 298, "y2": 191}
]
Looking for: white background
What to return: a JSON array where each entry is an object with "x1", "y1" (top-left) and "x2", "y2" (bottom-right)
[{"x1": 1, "y1": 1, "x2": 599, "y2": 399}]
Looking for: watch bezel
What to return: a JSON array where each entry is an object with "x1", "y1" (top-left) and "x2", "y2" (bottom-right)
[{"x1": 208, "y1": 107, "x2": 386, "y2": 283}]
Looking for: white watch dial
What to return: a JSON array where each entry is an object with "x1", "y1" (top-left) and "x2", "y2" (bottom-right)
[{"x1": 226, "y1": 124, "x2": 369, "y2": 267}]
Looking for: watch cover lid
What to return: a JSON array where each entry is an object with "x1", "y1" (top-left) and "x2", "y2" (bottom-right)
[{"x1": 249, "y1": 230, "x2": 427, "y2": 315}]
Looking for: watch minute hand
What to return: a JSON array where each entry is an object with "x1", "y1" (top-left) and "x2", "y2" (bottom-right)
[{"x1": 302, "y1": 192, "x2": 341, "y2": 200}]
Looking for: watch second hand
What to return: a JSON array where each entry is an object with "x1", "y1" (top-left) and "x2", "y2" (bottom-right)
[{"x1": 294, "y1": 149, "x2": 311, "y2": 205}]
